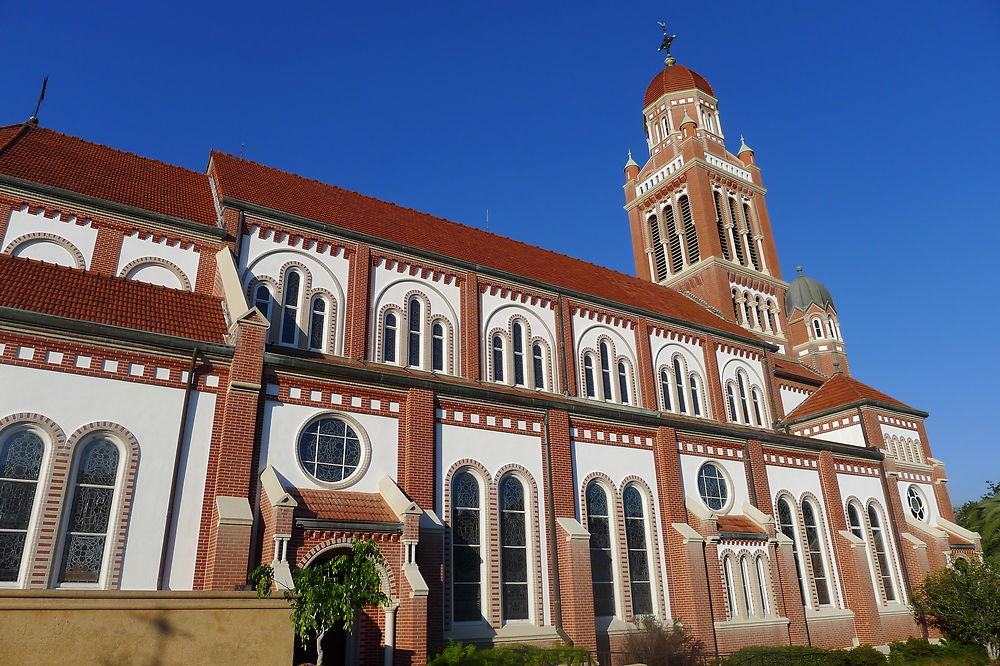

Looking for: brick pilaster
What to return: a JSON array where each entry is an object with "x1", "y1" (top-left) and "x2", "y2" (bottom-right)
[
  {"x1": 772, "y1": 534, "x2": 809, "y2": 644},
  {"x1": 555, "y1": 520, "x2": 596, "y2": 651},
  {"x1": 89, "y1": 225, "x2": 122, "y2": 276},
  {"x1": 635, "y1": 318, "x2": 657, "y2": 410},
  {"x1": 460, "y1": 272, "x2": 481, "y2": 380},
  {"x1": 702, "y1": 337, "x2": 726, "y2": 421},
  {"x1": 399, "y1": 388, "x2": 436, "y2": 509},
  {"x1": 745, "y1": 440, "x2": 772, "y2": 514},
  {"x1": 344, "y1": 244, "x2": 372, "y2": 360},
  {"x1": 558, "y1": 299, "x2": 577, "y2": 396}
]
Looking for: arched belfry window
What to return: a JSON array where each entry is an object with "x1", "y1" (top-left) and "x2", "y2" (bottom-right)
[
  {"x1": 827, "y1": 315, "x2": 837, "y2": 339},
  {"x1": 623, "y1": 485, "x2": 653, "y2": 616},
  {"x1": 382, "y1": 311, "x2": 398, "y2": 363},
  {"x1": 499, "y1": 475, "x2": 529, "y2": 621},
  {"x1": 731, "y1": 288, "x2": 742, "y2": 324},
  {"x1": 57, "y1": 436, "x2": 122, "y2": 585},
  {"x1": 727, "y1": 198, "x2": 746, "y2": 265},
  {"x1": 679, "y1": 195, "x2": 699, "y2": 264},
  {"x1": 406, "y1": 298, "x2": 422, "y2": 367},
  {"x1": 0, "y1": 428, "x2": 44, "y2": 583},
  {"x1": 280, "y1": 269, "x2": 301, "y2": 345},
  {"x1": 451, "y1": 470, "x2": 483, "y2": 622},
  {"x1": 713, "y1": 190, "x2": 731, "y2": 261},
  {"x1": 743, "y1": 202, "x2": 761, "y2": 270},
  {"x1": 648, "y1": 215, "x2": 667, "y2": 281},
  {"x1": 586, "y1": 482, "x2": 616, "y2": 617},
  {"x1": 812, "y1": 318, "x2": 824, "y2": 339},
  {"x1": 663, "y1": 205, "x2": 683, "y2": 273}
]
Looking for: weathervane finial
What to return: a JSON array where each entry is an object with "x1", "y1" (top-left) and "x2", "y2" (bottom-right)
[{"x1": 657, "y1": 21, "x2": 677, "y2": 66}]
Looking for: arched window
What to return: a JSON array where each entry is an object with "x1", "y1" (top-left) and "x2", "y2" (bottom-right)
[
  {"x1": 660, "y1": 116, "x2": 669, "y2": 137},
  {"x1": 532, "y1": 343, "x2": 545, "y2": 390},
  {"x1": 599, "y1": 342, "x2": 613, "y2": 400},
  {"x1": 812, "y1": 318, "x2": 824, "y2": 339},
  {"x1": 737, "y1": 373, "x2": 751, "y2": 423},
  {"x1": 308, "y1": 296, "x2": 327, "y2": 352},
  {"x1": 847, "y1": 502, "x2": 864, "y2": 539},
  {"x1": 751, "y1": 388, "x2": 764, "y2": 426},
  {"x1": 731, "y1": 288, "x2": 742, "y2": 323},
  {"x1": 802, "y1": 500, "x2": 832, "y2": 606},
  {"x1": 512, "y1": 322, "x2": 525, "y2": 386},
  {"x1": 867, "y1": 503, "x2": 897, "y2": 603},
  {"x1": 253, "y1": 284, "x2": 272, "y2": 323},
  {"x1": 743, "y1": 292, "x2": 754, "y2": 327},
  {"x1": 723, "y1": 555, "x2": 737, "y2": 618},
  {"x1": 740, "y1": 555, "x2": 755, "y2": 616},
  {"x1": 617, "y1": 361, "x2": 630, "y2": 405},
  {"x1": 689, "y1": 375, "x2": 702, "y2": 417},
  {"x1": 382, "y1": 311, "x2": 397, "y2": 363},
  {"x1": 743, "y1": 203, "x2": 761, "y2": 270},
  {"x1": 754, "y1": 298, "x2": 765, "y2": 332},
  {"x1": 58, "y1": 436, "x2": 121, "y2": 584},
  {"x1": 451, "y1": 471, "x2": 482, "y2": 622},
  {"x1": 583, "y1": 355, "x2": 596, "y2": 398},
  {"x1": 697, "y1": 462, "x2": 728, "y2": 511},
  {"x1": 659, "y1": 369, "x2": 672, "y2": 411},
  {"x1": 664, "y1": 205, "x2": 683, "y2": 273},
  {"x1": 280, "y1": 270, "x2": 301, "y2": 345},
  {"x1": 0, "y1": 428, "x2": 44, "y2": 582},
  {"x1": 586, "y1": 482, "x2": 616, "y2": 617},
  {"x1": 672, "y1": 357, "x2": 687, "y2": 414},
  {"x1": 755, "y1": 556, "x2": 770, "y2": 616},
  {"x1": 907, "y1": 486, "x2": 927, "y2": 521},
  {"x1": 648, "y1": 216, "x2": 667, "y2": 281},
  {"x1": 623, "y1": 485, "x2": 652, "y2": 616},
  {"x1": 499, "y1": 475, "x2": 529, "y2": 621},
  {"x1": 491, "y1": 335, "x2": 505, "y2": 383},
  {"x1": 679, "y1": 195, "x2": 699, "y2": 263},
  {"x1": 766, "y1": 300, "x2": 777, "y2": 333},
  {"x1": 727, "y1": 198, "x2": 746, "y2": 265},
  {"x1": 827, "y1": 316, "x2": 836, "y2": 339},
  {"x1": 726, "y1": 383, "x2": 738, "y2": 422},
  {"x1": 298, "y1": 417, "x2": 365, "y2": 484},
  {"x1": 713, "y1": 191, "x2": 731, "y2": 261},
  {"x1": 432, "y1": 321, "x2": 445, "y2": 372},
  {"x1": 776, "y1": 497, "x2": 808, "y2": 605},
  {"x1": 407, "y1": 298, "x2": 422, "y2": 367}
]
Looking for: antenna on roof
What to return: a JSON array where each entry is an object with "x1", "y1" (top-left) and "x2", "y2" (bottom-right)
[
  {"x1": 27, "y1": 76, "x2": 48, "y2": 126},
  {"x1": 485, "y1": 208, "x2": 490, "y2": 232},
  {"x1": 240, "y1": 143, "x2": 246, "y2": 158}
]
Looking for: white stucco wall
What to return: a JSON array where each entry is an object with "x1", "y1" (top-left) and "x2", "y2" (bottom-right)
[
  {"x1": 779, "y1": 387, "x2": 810, "y2": 415},
  {"x1": 680, "y1": 453, "x2": 750, "y2": 516},
  {"x1": 2, "y1": 206, "x2": 98, "y2": 268},
  {"x1": 810, "y1": 424, "x2": 866, "y2": 447},
  {"x1": 117, "y1": 232, "x2": 201, "y2": 289},
  {"x1": 258, "y1": 400, "x2": 399, "y2": 493},
  {"x1": 0, "y1": 362, "x2": 214, "y2": 590},
  {"x1": 480, "y1": 294, "x2": 559, "y2": 391}
]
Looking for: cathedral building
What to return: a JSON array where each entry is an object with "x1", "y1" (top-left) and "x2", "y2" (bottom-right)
[{"x1": 0, "y1": 48, "x2": 978, "y2": 664}]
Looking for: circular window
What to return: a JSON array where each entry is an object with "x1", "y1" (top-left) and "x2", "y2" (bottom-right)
[
  {"x1": 297, "y1": 416, "x2": 369, "y2": 487},
  {"x1": 907, "y1": 485, "x2": 927, "y2": 521},
  {"x1": 697, "y1": 462, "x2": 729, "y2": 511}
]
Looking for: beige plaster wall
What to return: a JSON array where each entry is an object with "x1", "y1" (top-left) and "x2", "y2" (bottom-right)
[{"x1": 0, "y1": 590, "x2": 294, "y2": 665}]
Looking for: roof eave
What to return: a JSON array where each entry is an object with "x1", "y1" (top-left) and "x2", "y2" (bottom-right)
[{"x1": 782, "y1": 398, "x2": 928, "y2": 426}]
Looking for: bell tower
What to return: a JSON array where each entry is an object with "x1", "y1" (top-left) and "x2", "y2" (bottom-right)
[{"x1": 623, "y1": 27, "x2": 790, "y2": 351}]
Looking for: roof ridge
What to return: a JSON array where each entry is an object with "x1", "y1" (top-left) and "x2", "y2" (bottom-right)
[
  {"x1": 210, "y1": 151, "x2": 735, "y2": 305},
  {"x1": 0, "y1": 254, "x2": 222, "y2": 303}
]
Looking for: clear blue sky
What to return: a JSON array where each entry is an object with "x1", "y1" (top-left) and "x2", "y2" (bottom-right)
[{"x1": 3, "y1": 2, "x2": 998, "y2": 503}]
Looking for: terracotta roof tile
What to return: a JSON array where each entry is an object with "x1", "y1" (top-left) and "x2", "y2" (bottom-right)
[
  {"x1": 784, "y1": 373, "x2": 909, "y2": 422},
  {"x1": 644, "y1": 64, "x2": 715, "y2": 107},
  {"x1": 0, "y1": 254, "x2": 227, "y2": 342},
  {"x1": 293, "y1": 488, "x2": 399, "y2": 524},
  {"x1": 0, "y1": 124, "x2": 217, "y2": 226},
  {"x1": 209, "y1": 152, "x2": 754, "y2": 340},
  {"x1": 717, "y1": 514, "x2": 766, "y2": 536}
]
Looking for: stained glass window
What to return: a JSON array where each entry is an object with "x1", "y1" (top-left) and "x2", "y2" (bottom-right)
[
  {"x1": 58, "y1": 437, "x2": 120, "y2": 584},
  {"x1": 492, "y1": 335, "x2": 504, "y2": 382},
  {"x1": 696, "y1": 463, "x2": 727, "y2": 511},
  {"x1": 868, "y1": 504, "x2": 897, "y2": 602},
  {"x1": 281, "y1": 270, "x2": 300, "y2": 345},
  {"x1": 309, "y1": 297, "x2": 326, "y2": 351},
  {"x1": 726, "y1": 383, "x2": 737, "y2": 422},
  {"x1": 512, "y1": 322, "x2": 525, "y2": 386},
  {"x1": 0, "y1": 430, "x2": 43, "y2": 582},
  {"x1": 723, "y1": 556, "x2": 736, "y2": 618},
  {"x1": 584, "y1": 355, "x2": 596, "y2": 398},
  {"x1": 407, "y1": 298, "x2": 421, "y2": 367},
  {"x1": 297, "y1": 418, "x2": 363, "y2": 483},
  {"x1": 802, "y1": 501, "x2": 831, "y2": 605},
  {"x1": 623, "y1": 485, "x2": 652, "y2": 616},
  {"x1": 659, "y1": 369, "x2": 672, "y2": 411},
  {"x1": 532, "y1": 344, "x2": 545, "y2": 390},
  {"x1": 907, "y1": 486, "x2": 926, "y2": 521},
  {"x1": 586, "y1": 482, "x2": 615, "y2": 617},
  {"x1": 452, "y1": 471, "x2": 482, "y2": 622},
  {"x1": 777, "y1": 498, "x2": 807, "y2": 605},
  {"x1": 755, "y1": 556, "x2": 770, "y2": 616},
  {"x1": 432, "y1": 322, "x2": 445, "y2": 372},
  {"x1": 617, "y1": 361, "x2": 629, "y2": 405},
  {"x1": 740, "y1": 556, "x2": 755, "y2": 616},
  {"x1": 382, "y1": 312, "x2": 397, "y2": 363},
  {"x1": 689, "y1": 375, "x2": 701, "y2": 417},
  {"x1": 499, "y1": 475, "x2": 528, "y2": 621},
  {"x1": 847, "y1": 503, "x2": 864, "y2": 539}
]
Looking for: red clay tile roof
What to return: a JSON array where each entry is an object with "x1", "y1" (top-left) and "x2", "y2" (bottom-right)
[
  {"x1": 772, "y1": 357, "x2": 826, "y2": 384},
  {"x1": 0, "y1": 254, "x2": 227, "y2": 342},
  {"x1": 294, "y1": 488, "x2": 399, "y2": 523},
  {"x1": 0, "y1": 124, "x2": 217, "y2": 226},
  {"x1": 209, "y1": 152, "x2": 754, "y2": 340},
  {"x1": 784, "y1": 373, "x2": 910, "y2": 422},
  {"x1": 644, "y1": 64, "x2": 715, "y2": 107},
  {"x1": 716, "y1": 515, "x2": 766, "y2": 536}
]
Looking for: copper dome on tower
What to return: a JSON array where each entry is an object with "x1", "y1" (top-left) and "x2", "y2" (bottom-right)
[
  {"x1": 785, "y1": 267, "x2": 835, "y2": 313},
  {"x1": 644, "y1": 64, "x2": 715, "y2": 107}
]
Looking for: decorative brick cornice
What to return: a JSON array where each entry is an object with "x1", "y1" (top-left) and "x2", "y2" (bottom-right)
[
  {"x1": 477, "y1": 279, "x2": 555, "y2": 310},
  {"x1": 371, "y1": 252, "x2": 463, "y2": 286}
]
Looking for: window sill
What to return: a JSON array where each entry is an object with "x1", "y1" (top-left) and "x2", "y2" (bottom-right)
[
  {"x1": 714, "y1": 616, "x2": 790, "y2": 630},
  {"x1": 877, "y1": 603, "x2": 912, "y2": 617},
  {"x1": 805, "y1": 606, "x2": 855, "y2": 622},
  {"x1": 444, "y1": 621, "x2": 561, "y2": 645},
  {"x1": 595, "y1": 616, "x2": 635, "y2": 636}
]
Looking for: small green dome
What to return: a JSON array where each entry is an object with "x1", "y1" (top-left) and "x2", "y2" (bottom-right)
[{"x1": 785, "y1": 267, "x2": 835, "y2": 314}]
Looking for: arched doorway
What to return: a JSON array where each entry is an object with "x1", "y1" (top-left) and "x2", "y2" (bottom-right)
[{"x1": 296, "y1": 544, "x2": 398, "y2": 666}]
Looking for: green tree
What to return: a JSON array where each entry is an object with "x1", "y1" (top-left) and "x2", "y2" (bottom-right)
[
  {"x1": 955, "y1": 480, "x2": 1000, "y2": 564},
  {"x1": 910, "y1": 558, "x2": 1000, "y2": 660},
  {"x1": 252, "y1": 539, "x2": 390, "y2": 665}
]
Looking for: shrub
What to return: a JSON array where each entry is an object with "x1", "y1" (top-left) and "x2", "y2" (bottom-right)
[
  {"x1": 887, "y1": 637, "x2": 988, "y2": 665},
  {"x1": 428, "y1": 642, "x2": 592, "y2": 665},
  {"x1": 622, "y1": 615, "x2": 706, "y2": 666},
  {"x1": 725, "y1": 645, "x2": 830, "y2": 666}
]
